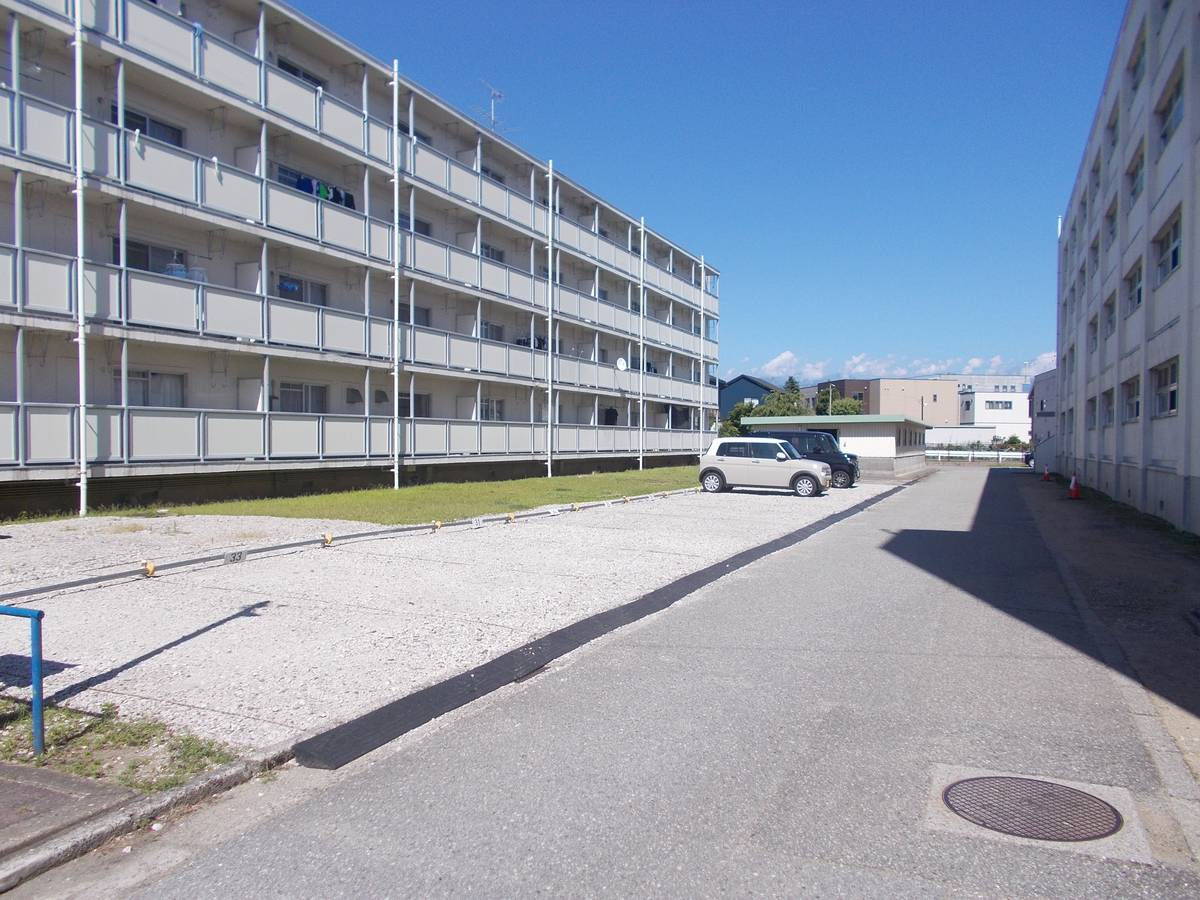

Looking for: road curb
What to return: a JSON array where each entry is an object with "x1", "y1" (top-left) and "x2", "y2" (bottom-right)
[
  {"x1": 1028, "y1": 489, "x2": 1200, "y2": 863},
  {"x1": 0, "y1": 744, "x2": 294, "y2": 893}
]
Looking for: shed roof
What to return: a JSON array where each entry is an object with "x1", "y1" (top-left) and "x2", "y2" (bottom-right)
[{"x1": 743, "y1": 415, "x2": 930, "y2": 428}]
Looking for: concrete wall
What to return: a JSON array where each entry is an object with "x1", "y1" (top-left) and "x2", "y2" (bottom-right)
[{"x1": 870, "y1": 378, "x2": 959, "y2": 425}]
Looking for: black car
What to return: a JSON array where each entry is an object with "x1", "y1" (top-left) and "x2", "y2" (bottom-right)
[{"x1": 754, "y1": 430, "x2": 859, "y2": 488}]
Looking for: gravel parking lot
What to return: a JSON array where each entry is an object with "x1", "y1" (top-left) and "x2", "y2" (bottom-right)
[{"x1": 0, "y1": 484, "x2": 895, "y2": 750}]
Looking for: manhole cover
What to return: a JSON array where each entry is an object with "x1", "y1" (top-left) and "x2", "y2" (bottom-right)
[{"x1": 942, "y1": 776, "x2": 1122, "y2": 842}]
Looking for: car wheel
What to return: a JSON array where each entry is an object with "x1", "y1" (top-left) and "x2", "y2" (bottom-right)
[
  {"x1": 792, "y1": 474, "x2": 819, "y2": 497},
  {"x1": 831, "y1": 470, "x2": 852, "y2": 489},
  {"x1": 701, "y1": 471, "x2": 725, "y2": 493}
]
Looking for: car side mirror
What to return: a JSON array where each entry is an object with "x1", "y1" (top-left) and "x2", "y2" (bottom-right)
[{"x1": 775, "y1": 452, "x2": 787, "y2": 462}]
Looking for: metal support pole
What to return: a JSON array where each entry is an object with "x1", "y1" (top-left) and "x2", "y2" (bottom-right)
[
  {"x1": 10, "y1": 12, "x2": 21, "y2": 153},
  {"x1": 73, "y1": 0, "x2": 87, "y2": 516},
  {"x1": 13, "y1": 169, "x2": 23, "y2": 311},
  {"x1": 115, "y1": 58, "x2": 125, "y2": 183},
  {"x1": 698, "y1": 254, "x2": 706, "y2": 448},
  {"x1": 391, "y1": 59, "x2": 401, "y2": 488},
  {"x1": 120, "y1": 336, "x2": 128, "y2": 463},
  {"x1": 638, "y1": 217, "x2": 646, "y2": 470},
  {"x1": 545, "y1": 160, "x2": 554, "y2": 477},
  {"x1": 30, "y1": 612, "x2": 43, "y2": 755},
  {"x1": 14, "y1": 326, "x2": 24, "y2": 466}
]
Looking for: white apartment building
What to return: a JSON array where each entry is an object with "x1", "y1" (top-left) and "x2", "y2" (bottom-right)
[
  {"x1": 958, "y1": 389, "x2": 1032, "y2": 443},
  {"x1": 1029, "y1": 368, "x2": 1057, "y2": 467},
  {"x1": 1056, "y1": 0, "x2": 1196, "y2": 532},
  {"x1": 0, "y1": 0, "x2": 721, "y2": 511}
]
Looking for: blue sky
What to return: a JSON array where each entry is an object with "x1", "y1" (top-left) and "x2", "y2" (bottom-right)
[{"x1": 295, "y1": 0, "x2": 1127, "y2": 383}]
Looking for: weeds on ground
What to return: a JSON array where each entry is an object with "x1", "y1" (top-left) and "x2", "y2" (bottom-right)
[{"x1": 0, "y1": 698, "x2": 234, "y2": 793}]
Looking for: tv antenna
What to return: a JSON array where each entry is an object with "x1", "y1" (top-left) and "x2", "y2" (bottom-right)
[{"x1": 481, "y1": 81, "x2": 504, "y2": 132}]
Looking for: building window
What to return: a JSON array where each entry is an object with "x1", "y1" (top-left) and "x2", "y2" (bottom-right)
[
  {"x1": 397, "y1": 120, "x2": 433, "y2": 146},
  {"x1": 1157, "y1": 67, "x2": 1184, "y2": 151},
  {"x1": 398, "y1": 214, "x2": 433, "y2": 237},
  {"x1": 1151, "y1": 357, "x2": 1179, "y2": 416},
  {"x1": 1121, "y1": 376, "x2": 1141, "y2": 422},
  {"x1": 1101, "y1": 390, "x2": 1114, "y2": 427},
  {"x1": 1123, "y1": 262, "x2": 1143, "y2": 314},
  {"x1": 1105, "y1": 107, "x2": 1119, "y2": 160},
  {"x1": 112, "y1": 238, "x2": 188, "y2": 275},
  {"x1": 985, "y1": 400, "x2": 1014, "y2": 410},
  {"x1": 1154, "y1": 212, "x2": 1182, "y2": 285},
  {"x1": 1102, "y1": 294, "x2": 1116, "y2": 337},
  {"x1": 398, "y1": 393, "x2": 432, "y2": 418},
  {"x1": 110, "y1": 105, "x2": 184, "y2": 147},
  {"x1": 1104, "y1": 199, "x2": 1118, "y2": 248},
  {"x1": 480, "y1": 398, "x2": 506, "y2": 421},
  {"x1": 479, "y1": 165, "x2": 506, "y2": 185},
  {"x1": 1128, "y1": 146, "x2": 1145, "y2": 202},
  {"x1": 404, "y1": 306, "x2": 431, "y2": 327},
  {"x1": 480, "y1": 243, "x2": 505, "y2": 264},
  {"x1": 1085, "y1": 397, "x2": 1097, "y2": 430},
  {"x1": 1089, "y1": 239, "x2": 1099, "y2": 278},
  {"x1": 113, "y1": 370, "x2": 185, "y2": 407},
  {"x1": 277, "y1": 57, "x2": 325, "y2": 89},
  {"x1": 1087, "y1": 317, "x2": 1098, "y2": 352},
  {"x1": 275, "y1": 273, "x2": 328, "y2": 306},
  {"x1": 480, "y1": 321, "x2": 504, "y2": 342},
  {"x1": 277, "y1": 382, "x2": 328, "y2": 414},
  {"x1": 1127, "y1": 32, "x2": 1146, "y2": 93}
]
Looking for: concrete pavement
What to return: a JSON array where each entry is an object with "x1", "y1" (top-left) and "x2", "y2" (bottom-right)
[{"x1": 19, "y1": 467, "x2": 1200, "y2": 897}]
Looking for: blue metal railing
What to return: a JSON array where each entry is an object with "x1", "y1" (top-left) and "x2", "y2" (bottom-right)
[{"x1": 0, "y1": 605, "x2": 45, "y2": 755}]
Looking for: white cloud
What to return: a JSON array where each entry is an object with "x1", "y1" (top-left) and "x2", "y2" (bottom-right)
[
  {"x1": 985, "y1": 354, "x2": 1005, "y2": 374},
  {"x1": 962, "y1": 357, "x2": 984, "y2": 374},
  {"x1": 749, "y1": 349, "x2": 1050, "y2": 383},
  {"x1": 1026, "y1": 351, "x2": 1057, "y2": 375},
  {"x1": 758, "y1": 350, "x2": 799, "y2": 380},
  {"x1": 799, "y1": 361, "x2": 826, "y2": 381}
]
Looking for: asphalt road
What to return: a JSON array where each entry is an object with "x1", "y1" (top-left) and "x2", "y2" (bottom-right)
[{"x1": 34, "y1": 468, "x2": 1200, "y2": 896}]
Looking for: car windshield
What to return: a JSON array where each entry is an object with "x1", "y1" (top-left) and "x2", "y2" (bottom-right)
[
  {"x1": 778, "y1": 441, "x2": 802, "y2": 460},
  {"x1": 813, "y1": 434, "x2": 839, "y2": 454}
]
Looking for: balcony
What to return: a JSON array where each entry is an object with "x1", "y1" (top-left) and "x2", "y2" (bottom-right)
[{"x1": 0, "y1": 402, "x2": 704, "y2": 467}]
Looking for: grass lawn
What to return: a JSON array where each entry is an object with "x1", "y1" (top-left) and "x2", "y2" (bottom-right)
[
  {"x1": 0, "y1": 698, "x2": 233, "y2": 793},
  {"x1": 164, "y1": 465, "x2": 698, "y2": 525}
]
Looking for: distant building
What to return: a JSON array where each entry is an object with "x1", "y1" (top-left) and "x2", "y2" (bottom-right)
[
  {"x1": 960, "y1": 389, "x2": 1032, "y2": 443},
  {"x1": 718, "y1": 374, "x2": 780, "y2": 419},
  {"x1": 1029, "y1": 370, "x2": 1057, "y2": 468},
  {"x1": 742, "y1": 414, "x2": 929, "y2": 478},
  {"x1": 911, "y1": 373, "x2": 1031, "y2": 393}
]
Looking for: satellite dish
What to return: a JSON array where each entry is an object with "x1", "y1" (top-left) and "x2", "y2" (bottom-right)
[{"x1": 616, "y1": 358, "x2": 628, "y2": 371}]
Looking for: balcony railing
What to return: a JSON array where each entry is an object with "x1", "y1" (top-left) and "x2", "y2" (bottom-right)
[
  {"x1": 0, "y1": 402, "x2": 704, "y2": 466},
  {"x1": 15, "y1": 0, "x2": 721, "y2": 316}
]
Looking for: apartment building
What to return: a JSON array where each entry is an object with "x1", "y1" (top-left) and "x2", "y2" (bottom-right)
[
  {"x1": 958, "y1": 389, "x2": 1032, "y2": 443},
  {"x1": 1029, "y1": 368, "x2": 1057, "y2": 466},
  {"x1": 1056, "y1": 0, "x2": 1196, "y2": 532},
  {"x1": 0, "y1": 0, "x2": 720, "y2": 511}
]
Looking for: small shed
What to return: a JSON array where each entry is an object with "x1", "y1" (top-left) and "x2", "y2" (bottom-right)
[{"x1": 741, "y1": 414, "x2": 929, "y2": 477}]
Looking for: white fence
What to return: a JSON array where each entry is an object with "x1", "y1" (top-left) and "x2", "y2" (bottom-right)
[{"x1": 925, "y1": 450, "x2": 1027, "y2": 463}]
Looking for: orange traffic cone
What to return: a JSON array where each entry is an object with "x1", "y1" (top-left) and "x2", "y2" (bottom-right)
[
  {"x1": 1041, "y1": 465, "x2": 1051, "y2": 482},
  {"x1": 1068, "y1": 473, "x2": 1081, "y2": 500}
]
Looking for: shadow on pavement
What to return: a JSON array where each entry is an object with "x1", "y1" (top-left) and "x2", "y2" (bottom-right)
[{"x1": 881, "y1": 467, "x2": 1200, "y2": 725}]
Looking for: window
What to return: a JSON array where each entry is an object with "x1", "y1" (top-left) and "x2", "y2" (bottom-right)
[
  {"x1": 398, "y1": 214, "x2": 432, "y2": 237},
  {"x1": 398, "y1": 393, "x2": 432, "y2": 418},
  {"x1": 1104, "y1": 199, "x2": 1118, "y2": 248},
  {"x1": 1103, "y1": 294, "x2": 1116, "y2": 337},
  {"x1": 1128, "y1": 33, "x2": 1146, "y2": 93},
  {"x1": 397, "y1": 120, "x2": 432, "y2": 146},
  {"x1": 113, "y1": 370, "x2": 185, "y2": 407},
  {"x1": 1087, "y1": 317, "x2": 1098, "y2": 352},
  {"x1": 1105, "y1": 107, "x2": 1119, "y2": 160},
  {"x1": 1121, "y1": 376, "x2": 1141, "y2": 421},
  {"x1": 110, "y1": 105, "x2": 183, "y2": 147},
  {"x1": 406, "y1": 306, "x2": 431, "y2": 327},
  {"x1": 112, "y1": 238, "x2": 187, "y2": 275},
  {"x1": 1151, "y1": 357, "x2": 1179, "y2": 416},
  {"x1": 985, "y1": 400, "x2": 1014, "y2": 410},
  {"x1": 1089, "y1": 239, "x2": 1099, "y2": 278},
  {"x1": 1101, "y1": 390, "x2": 1115, "y2": 427},
  {"x1": 1157, "y1": 69, "x2": 1183, "y2": 150},
  {"x1": 1154, "y1": 213, "x2": 1181, "y2": 285},
  {"x1": 716, "y1": 441, "x2": 749, "y2": 458},
  {"x1": 1128, "y1": 147, "x2": 1145, "y2": 202},
  {"x1": 598, "y1": 287, "x2": 610, "y2": 302},
  {"x1": 750, "y1": 442, "x2": 783, "y2": 460},
  {"x1": 1086, "y1": 397, "x2": 1097, "y2": 430},
  {"x1": 480, "y1": 321, "x2": 504, "y2": 342},
  {"x1": 480, "y1": 243, "x2": 505, "y2": 264},
  {"x1": 1123, "y1": 262, "x2": 1143, "y2": 314},
  {"x1": 277, "y1": 57, "x2": 325, "y2": 89},
  {"x1": 480, "y1": 398, "x2": 506, "y2": 421},
  {"x1": 277, "y1": 382, "x2": 327, "y2": 414},
  {"x1": 479, "y1": 165, "x2": 505, "y2": 185},
  {"x1": 275, "y1": 273, "x2": 328, "y2": 306}
]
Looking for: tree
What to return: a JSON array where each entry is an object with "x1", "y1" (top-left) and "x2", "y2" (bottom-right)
[
  {"x1": 719, "y1": 400, "x2": 757, "y2": 437},
  {"x1": 813, "y1": 385, "x2": 841, "y2": 416},
  {"x1": 829, "y1": 397, "x2": 863, "y2": 415},
  {"x1": 751, "y1": 390, "x2": 812, "y2": 418},
  {"x1": 783, "y1": 375, "x2": 801, "y2": 395}
]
